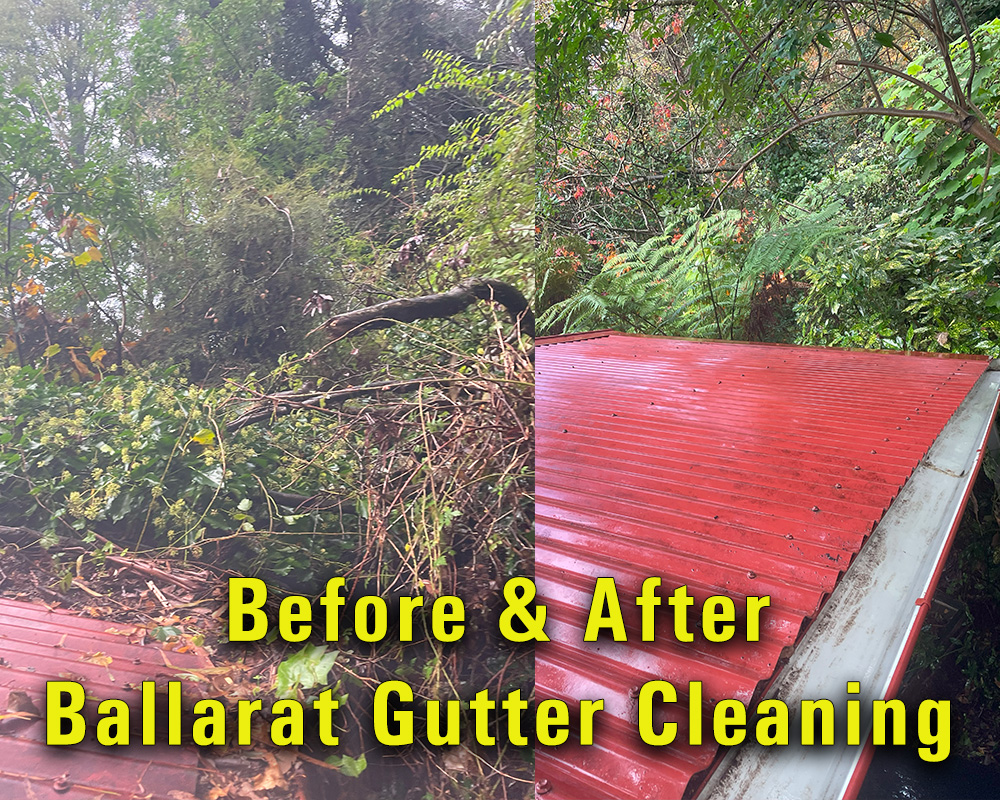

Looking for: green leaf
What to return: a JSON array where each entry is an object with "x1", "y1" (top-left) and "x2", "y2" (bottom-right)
[
  {"x1": 274, "y1": 644, "x2": 339, "y2": 700},
  {"x1": 151, "y1": 625, "x2": 183, "y2": 641},
  {"x1": 873, "y1": 32, "x2": 895, "y2": 48},
  {"x1": 325, "y1": 753, "x2": 367, "y2": 777},
  {"x1": 43, "y1": 344, "x2": 61, "y2": 358},
  {"x1": 193, "y1": 465, "x2": 225, "y2": 488},
  {"x1": 237, "y1": 498, "x2": 252, "y2": 511}
]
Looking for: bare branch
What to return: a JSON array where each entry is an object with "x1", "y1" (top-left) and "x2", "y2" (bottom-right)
[{"x1": 314, "y1": 277, "x2": 534, "y2": 339}]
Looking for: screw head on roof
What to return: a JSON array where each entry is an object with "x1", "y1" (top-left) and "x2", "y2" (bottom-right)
[
  {"x1": 870, "y1": 449, "x2": 877, "y2": 454},
  {"x1": 812, "y1": 506, "x2": 820, "y2": 512},
  {"x1": 536, "y1": 779, "x2": 553, "y2": 795},
  {"x1": 629, "y1": 685, "x2": 642, "y2": 700},
  {"x1": 53, "y1": 775, "x2": 71, "y2": 794},
  {"x1": 854, "y1": 465, "x2": 862, "y2": 471},
  {"x1": 834, "y1": 483, "x2": 842, "y2": 489},
  {"x1": 747, "y1": 571, "x2": 756, "y2": 579},
  {"x1": 785, "y1": 534, "x2": 794, "y2": 540}
]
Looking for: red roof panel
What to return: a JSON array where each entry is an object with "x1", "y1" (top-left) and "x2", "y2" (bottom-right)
[
  {"x1": 535, "y1": 332, "x2": 989, "y2": 800},
  {"x1": 0, "y1": 597, "x2": 208, "y2": 799}
]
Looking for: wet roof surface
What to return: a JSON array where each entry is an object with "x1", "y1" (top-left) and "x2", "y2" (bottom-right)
[
  {"x1": 535, "y1": 332, "x2": 989, "y2": 800},
  {"x1": 0, "y1": 596, "x2": 208, "y2": 799}
]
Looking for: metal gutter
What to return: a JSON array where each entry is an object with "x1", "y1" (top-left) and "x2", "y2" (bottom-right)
[{"x1": 695, "y1": 368, "x2": 1000, "y2": 800}]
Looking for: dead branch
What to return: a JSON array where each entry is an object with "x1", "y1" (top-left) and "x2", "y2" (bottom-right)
[
  {"x1": 314, "y1": 277, "x2": 534, "y2": 339},
  {"x1": 225, "y1": 377, "x2": 459, "y2": 432}
]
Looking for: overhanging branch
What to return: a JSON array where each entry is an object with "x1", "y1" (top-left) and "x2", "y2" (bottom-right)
[
  {"x1": 709, "y1": 104, "x2": 1000, "y2": 212},
  {"x1": 313, "y1": 277, "x2": 534, "y2": 339}
]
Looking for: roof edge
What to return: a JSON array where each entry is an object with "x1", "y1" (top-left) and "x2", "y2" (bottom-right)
[
  {"x1": 537, "y1": 330, "x2": 991, "y2": 361},
  {"x1": 693, "y1": 368, "x2": 1000, "y2": 800}
]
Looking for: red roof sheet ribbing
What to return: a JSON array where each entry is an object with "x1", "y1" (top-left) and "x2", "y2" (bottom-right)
[
  {"x1": 535, "y1": 332, "x2": 989, "y2": 800},
  {"x1": 0, "y1": 597, "x2": 207, "y2": 799}
]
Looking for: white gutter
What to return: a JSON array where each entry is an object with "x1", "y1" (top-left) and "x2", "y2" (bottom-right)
[{"x1": 696, "y1": 367, "x2": 1000, "y2": 800}]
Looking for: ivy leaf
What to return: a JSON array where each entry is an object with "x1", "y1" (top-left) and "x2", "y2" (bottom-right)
[
  {"x1": 275, "y1": 644, "x2": 339, "y2": 699},
  {"x1": 325, "y1": 753, "x2": 367, "y2": 778}
]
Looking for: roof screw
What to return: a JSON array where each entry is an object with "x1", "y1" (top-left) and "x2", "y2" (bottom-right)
[
  {"x1": 870, "y1": 449, "x2": 877, "y2": 454},
  {"x1": 628, "y1": 685, "x2": 642, "y2": 700},
  {"x1": 536, "y1": 779, "x2": 553, "y2": 796},
  {"x1": 905, "y1": 416, "x2": 910, "y2": 420},
  {"x1": 53, "y1": 775, "x2": 71, "y2": 794},
  {"x1": 747, "y1": 571, "x2": 757, "y2": 579},
  {"x1": 812, "y1": 506, "x2": 820, "y2": 512},
  {"x1": 883, "y1": 438, "x2": 889, "y2": 442},
  {"x1": 854, "y1": 465, "x2": 861, "y2": 471},
  {"x1": 834, "y1": 483, "x2": 842, "y2": 489},
  {"x1": 784, "y1": 534, "x2": 794, "y2": 540}
]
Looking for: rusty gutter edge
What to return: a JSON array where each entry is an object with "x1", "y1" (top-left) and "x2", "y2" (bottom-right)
[{"x1": 694, "y1": 368, "x2": 1000, "y2": 800}]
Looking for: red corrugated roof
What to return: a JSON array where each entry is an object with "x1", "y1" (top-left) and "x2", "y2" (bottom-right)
[
  {"x1": 535, "y1": 332, "x2": 989, "y2": 800},
  {"x1": 0, "y1": 596, "x2": 208, "y2": 799}
]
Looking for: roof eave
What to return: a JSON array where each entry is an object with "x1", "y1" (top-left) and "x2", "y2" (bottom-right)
[{"x1": 695, "y1": 367, "x2": 1000, "y2": 800}]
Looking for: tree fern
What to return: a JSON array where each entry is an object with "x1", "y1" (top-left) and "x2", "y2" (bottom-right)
[{"x1": 539, "y1": 203, "x2": 851, "y2": 338}]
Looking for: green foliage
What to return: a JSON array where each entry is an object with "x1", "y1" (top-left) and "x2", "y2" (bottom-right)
[
  {"x1": 325, "y1": 752, "x2": 368, "y2": 778},
  {"x1": 275, "y1": 644, "x2": 340, "y2": 700},
  {"x1": 795, "y1": 221, "x2": 1000, "y2": 354},
  {"x1": 374, "y1": 46, "x2": 534, "y2": 293},
  {"x1": 880, "y1": 18, "x2": 1000, "y2": 234},
  {"x1": 0, "y1": 364, "x2": 357, "y2": 577},
  {"x1": 540, "y1": 203, "x2": 847, "y2": 338}
]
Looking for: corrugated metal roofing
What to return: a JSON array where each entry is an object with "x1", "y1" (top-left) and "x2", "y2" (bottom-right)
[
  {"x1": 0, "y1": 596, "x2": 207, "y2": 799},
  {"x1": 535, "y1": 332, "x2": 991, "y2": 800}
]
